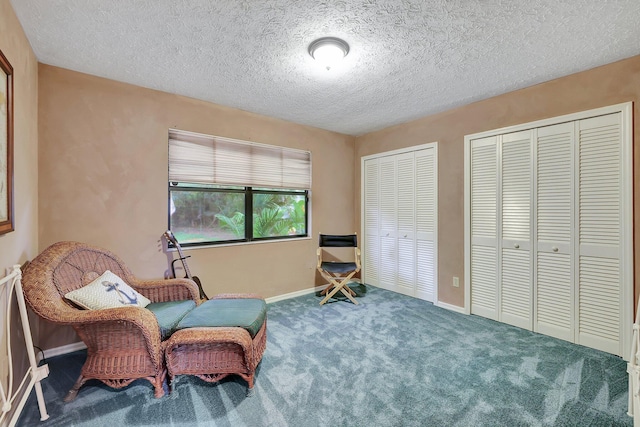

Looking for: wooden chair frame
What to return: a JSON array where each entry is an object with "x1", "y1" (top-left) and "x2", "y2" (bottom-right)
[{"x1": 316, "y1": 234, "x2": 361, "y2": 305}]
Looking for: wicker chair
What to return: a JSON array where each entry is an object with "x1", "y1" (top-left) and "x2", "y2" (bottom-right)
[{"x1": 21, "y1": 241, "x2": 201, "y2": 401}]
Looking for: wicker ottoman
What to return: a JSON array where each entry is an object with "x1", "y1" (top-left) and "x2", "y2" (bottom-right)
[{"x1": 163, "y1": 294, "x2": 267, "y2": 395}]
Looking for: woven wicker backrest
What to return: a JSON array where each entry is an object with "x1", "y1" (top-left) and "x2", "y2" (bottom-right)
[
  {"x1": 22, "y1": 241, "x2": 136, "y2": 324},
  {"x1": 52, "y1": 247, "x2": 131, "y2": 295}
]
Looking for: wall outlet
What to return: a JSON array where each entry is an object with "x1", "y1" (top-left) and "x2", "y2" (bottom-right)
[{"x1": 453, "y1": 276, "x2": 460, "y2": 287}]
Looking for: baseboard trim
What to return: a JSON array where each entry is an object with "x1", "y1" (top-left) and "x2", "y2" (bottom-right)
[
  {"x1": 265, "y1": 286, "x2": 325, "y2": 304},
  {"x1": 40, "y1": 341, "x2": 87, "y2": 362},
  {"x1": 436, "y1": 301, "x2": 466, "y2": 314}
]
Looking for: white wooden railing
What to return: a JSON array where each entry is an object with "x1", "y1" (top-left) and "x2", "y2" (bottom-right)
[{"x1": 0, "y1": 265, "x2": 49, "y2": 426}]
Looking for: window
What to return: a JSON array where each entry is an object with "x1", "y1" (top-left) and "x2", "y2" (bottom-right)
[{"x1": 168, "y1": 130, "x2": 311, "y2": 246}]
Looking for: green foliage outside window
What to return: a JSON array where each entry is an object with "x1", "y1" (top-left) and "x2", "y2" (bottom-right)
[
  {"x1": 170, "y1": 187, "x2": 307, "y2": 245},
  {"x1": 216, "y1": 196, "x2": 306, "y2": 238}
]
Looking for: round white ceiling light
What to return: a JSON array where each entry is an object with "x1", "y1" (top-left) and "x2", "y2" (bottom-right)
[{"x1": 308, "y1": 37, "x2": 349, "y2": 70}]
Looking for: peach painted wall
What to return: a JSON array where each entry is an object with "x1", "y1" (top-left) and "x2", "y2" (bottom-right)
[
  {"x1": 0, "y1": 0, "x2": 39, "y2": 419},
  {"x1": 355, "y1": 54, "x2": 640, "y2": 309},
  {"x1": 35, "y1": 52, "x2": 640, "y2": 349},
  {"x1": 38, "y1": 64, "x2": 355, "y2": 349}
]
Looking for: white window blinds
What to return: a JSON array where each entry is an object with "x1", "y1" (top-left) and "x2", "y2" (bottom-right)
[{"x1": 169, "y1": 129, "x2": 312, "y2": 190}]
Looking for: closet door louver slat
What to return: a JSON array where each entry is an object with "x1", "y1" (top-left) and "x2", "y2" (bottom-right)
[
  {"x1": 397, "y1": 155, "x2": 415, "y2": 236},
  {"x1": 501, "y1": 249, "x2": 531, "y2": 328},
  {"x1": 416, "y1": 241, "x2": 435, "y2": 300},
  {"x1": 379, "y1": 158, "x2": 397, "y2": 237},
  {"x1": 379, "y1": 237, "x2": 397, "y2": 292},
  {"x1": 397, "y1": 239, "x2": 415, "y2": 295},
  {"x1": 536, "y1": 253, "x2": 572, "y2": 332},
  {"x1": 471, "y1": 246, "x2": 498, "y2": 319},
  {"x1": 471, "y1": 139, "x2": 498, "y2": 241}
]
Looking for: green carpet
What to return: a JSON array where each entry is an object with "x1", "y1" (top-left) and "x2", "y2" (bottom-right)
[{"x1": 18, "y1": 285, "x2": 632, "y2": 426}]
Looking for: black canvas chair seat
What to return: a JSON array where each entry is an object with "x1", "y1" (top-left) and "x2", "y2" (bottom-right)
[
  {"x1": 316, "y1": 234, "x2": 361, "y2": 305},
  {"x1": 321, "y1": 262, "x2": 358, "y2": 274}
]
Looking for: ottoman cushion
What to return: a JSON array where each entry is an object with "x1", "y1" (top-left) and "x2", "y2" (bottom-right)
[
  {"x1": 146, "y1": 299, "x2": 197, "y2": 340},
  {"x1": 176, "y1": 298, "x2": 267, "y2": 338}
]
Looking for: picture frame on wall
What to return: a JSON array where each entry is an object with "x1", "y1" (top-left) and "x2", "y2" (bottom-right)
[{"x1": 0, "y1": 49, "x2": 13, "y2": 235}]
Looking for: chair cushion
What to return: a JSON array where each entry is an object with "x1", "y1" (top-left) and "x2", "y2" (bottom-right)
[
  {"x1": 146, "y1": 300, "x2": 197, "y2": 340},
  {"x1": 321, "y1": 261, "x2": 357, "y2": 274},
  {"x1": 64, "y1": 270, "x2": 151, "y2": 310},
  {"x1": 176, "y1": 298, "x2": 267, "y2": 338}
]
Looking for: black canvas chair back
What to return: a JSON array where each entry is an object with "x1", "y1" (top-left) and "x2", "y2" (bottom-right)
[
  {"x1": 319, "y1": 234, "x2": 357, "y2": 248},
  {"x1": 316, "y1": 233, "x2": 361, "y2": 305}
]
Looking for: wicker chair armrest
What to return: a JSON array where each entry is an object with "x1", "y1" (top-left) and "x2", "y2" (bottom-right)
[
  {"x1": 60, "y1": 305, "x2": 158, "y2": 329},
  {"x1": 71, "y1": 306, "x2": 162, "y2": 367},
  {"x1": 211, "y1": 293, "x2": 264, "y2": 300},
  {"x1": 130, "y1": 278, "x2": 201, "y2": 303},
  {"x1": 164, "y1": 327, "x2": 253, "y2": 354}
]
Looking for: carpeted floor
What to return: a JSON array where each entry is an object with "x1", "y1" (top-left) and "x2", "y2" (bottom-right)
[{"x1": 18, "y1": 285, "x2": 632, "y2": 426}]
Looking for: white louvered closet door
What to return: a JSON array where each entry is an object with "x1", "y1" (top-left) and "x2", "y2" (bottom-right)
[
  {"x1": 467, "y1": 104, "x2": 631, "y2": 358},
  {"x1": 500, "y1": 131, "x2": 532, "y2": 330},
  {"x1": 396, "y1": 153, "x2": 416, "y2": 296},
  {"x1": 470, "y1": 136, "x2": 498, "y2": 320},
  {"x1": 415, "y1": 148, "x2": 437, "y2": 302},
  {"x1": 362, "y1": 143, "x2": 438, "y2": 303},
  {"x1": 363, "y1": 159, "x2": 380, "y2": 288},
  {"x1": 534, "y1": 122, "x2": 574, "y2": 341},
  {"x1": 379, "y1": 156, "x2": 397, "y2": 292},
  {"x1": 576, "y1": 113, "x2": 623, "y2": 355}
]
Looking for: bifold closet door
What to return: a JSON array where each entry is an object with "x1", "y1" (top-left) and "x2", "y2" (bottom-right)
[
  {"x1": 469, "y1": 136, "x2": 498, "y2": 320},
  {"x1": 362, "y1": 145, "x2": 438, "y2": 303},
  {"x1": 378, "y1": 156, "x2": 397, "y2": 292},
  {"x1": 534, "y1": 122, "x2": 574, "y2": 342},
  {"x1": 467, "y1": 105, "x2": 631, "y2": 357},
  {"x1": 499, "y1": 130, "x2": 532, "y2": 330},
  {"x1": 469, "y1": 131, "x2": 534, "y2": 329},
  {"x1": 396, "y1": 153, "x2": 416, "y2": 296},
  {"x1": 415, "y1": 149, "x2": 437, "y2": 302},
  {"x1": 363, "y1": 158, "x2": 380, "y2": 288},
  {"x1": 576, "y1": 113, "x2": 623, "y2": 355}
]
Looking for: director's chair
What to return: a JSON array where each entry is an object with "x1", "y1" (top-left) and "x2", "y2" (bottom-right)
[{"x1": 317, "y1": 233, "x2": 361, "y2": 305}]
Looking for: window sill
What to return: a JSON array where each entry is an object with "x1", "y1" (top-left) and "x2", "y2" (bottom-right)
[{"x1": 168, "y1": 235, "x2": 312, "y2": 251}]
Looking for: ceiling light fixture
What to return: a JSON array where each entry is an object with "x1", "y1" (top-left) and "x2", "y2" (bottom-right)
[{"x1": 308, "y1": 37, "x2": 349, "y2": 70}]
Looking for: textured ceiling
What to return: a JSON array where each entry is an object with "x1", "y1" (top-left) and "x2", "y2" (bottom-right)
[{"x1": 10, "y1": 0, "x2": 640, "y2": 136}]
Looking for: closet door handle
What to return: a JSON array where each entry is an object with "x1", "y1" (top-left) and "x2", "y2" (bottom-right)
[
  {"x1": 552, "y1": 247, "x2": 559, "y2": 252},
  {"x1": 403, "y1": 234, "x2": 407, "y2": 238},
  {"x1": 514, "y1": 244, "x2": 520, "y2": 249}
]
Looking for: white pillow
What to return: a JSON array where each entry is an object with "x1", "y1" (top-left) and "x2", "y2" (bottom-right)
[{"x1": 65, "y1": 270, "x2": 151, "y2": 310}]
